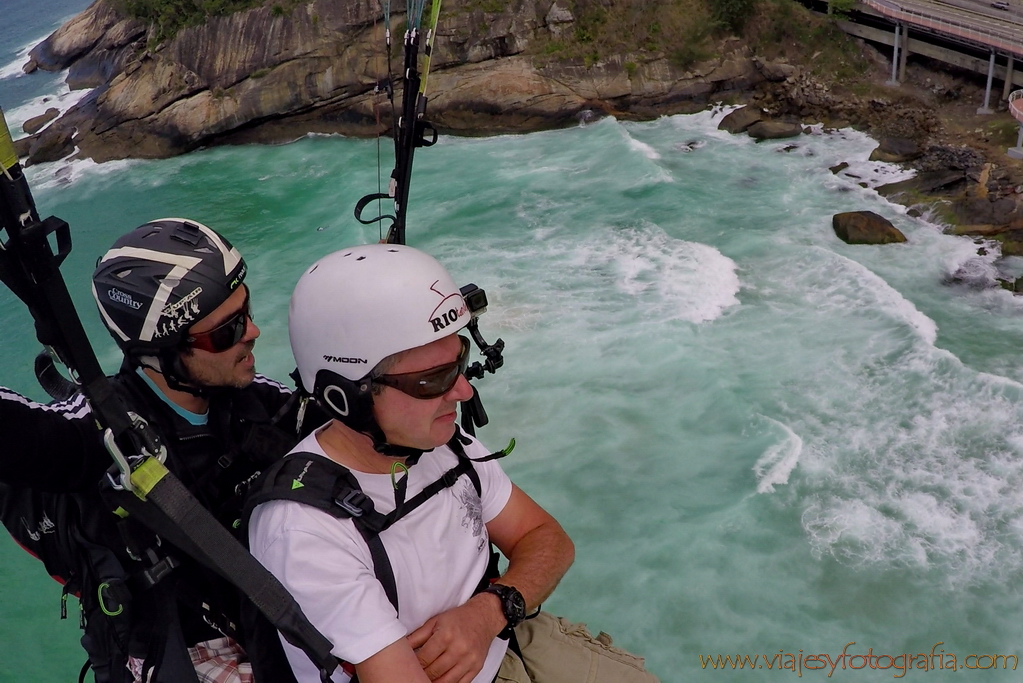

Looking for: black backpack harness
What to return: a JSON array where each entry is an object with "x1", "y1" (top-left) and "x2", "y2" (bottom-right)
[{"x1": 241, "y1": 428, "x2": 510, "y2": 677}]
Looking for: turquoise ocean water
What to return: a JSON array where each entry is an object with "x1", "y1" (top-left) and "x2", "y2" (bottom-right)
[{"x1": 6, "y1": 2, "x2": 1023, "y2": 681}]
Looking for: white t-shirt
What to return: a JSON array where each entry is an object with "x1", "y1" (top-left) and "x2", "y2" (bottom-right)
[{"x1": 249, "y1": 427, "x2": 514, "y2": 683}]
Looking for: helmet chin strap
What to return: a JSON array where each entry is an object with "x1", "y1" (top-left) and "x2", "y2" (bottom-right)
[
  {"x1": 135, "y1": 352, "x2": 210, "y2": 398},
  {"x1": 365, "y1": 421, "x2": 429, "y2": 464},
  {"x1": 314, "y1": 371, "x2": 429, "y2": 463}
]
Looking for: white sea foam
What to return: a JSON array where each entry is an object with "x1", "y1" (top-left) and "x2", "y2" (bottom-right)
[
  {"x1": 5, "y1": 81, "x2": 89, "y2": 136},
  {"x1": 754, "y1": 417, "x2": 803, "y2": 493},
  {"x1": 0, "y1": 35, "x2": 45, "y2": 81},
  {"x1": 24, "y1": 155, "x2": 136, "y2": 190},
  {"x1": 790, "y1": 343, "x2": 1023, "y2": 584},
  {"x1": 827, "y1": 158, "x2": 916, "y2": 190},
  {"x1": 797, "y1": 245, "x2": 939, "y2": 345},
  {"x1": 573, "y1": 225, "x2": 741, "y2": 324},
  {"x1": 624, "y1": 133, "x2": 660, "y2": 160}
]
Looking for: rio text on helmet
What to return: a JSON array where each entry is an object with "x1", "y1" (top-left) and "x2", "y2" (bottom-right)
[{"x1": 289, "y1": 245, "x2": 505, "y2": 456}]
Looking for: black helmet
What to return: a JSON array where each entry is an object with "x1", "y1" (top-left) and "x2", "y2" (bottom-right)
[{"x1": 92, "y1": 218, "x2": 247, "y2": 358}]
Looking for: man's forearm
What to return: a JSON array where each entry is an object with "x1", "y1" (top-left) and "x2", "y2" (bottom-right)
[{"x1": 495, "y1": 518, "x2": 574, "y2": 611}]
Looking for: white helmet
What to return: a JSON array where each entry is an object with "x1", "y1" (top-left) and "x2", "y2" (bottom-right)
[{"x1": 290, "y1": 244, "x2": 471, "y2": 435}]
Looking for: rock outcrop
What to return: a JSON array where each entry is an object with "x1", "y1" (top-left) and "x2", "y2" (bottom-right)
[
  {"x1": 718, "y1": 105, "x2": 762, "y2": 134},
  {"x1": 16, "y1": 0, "x2": 789, "y2": 165},
  {"x1": 833, "y1": 211, "x2": 907, "y2": 245},
  {"x1": 747, "y1": 120, "x2": 802, "y2": 140},
  {"x1": 869, "y1": 137, "x2": 922, "y2": 163},
  {"x1": 22, "y1": 108, "x2": 60, "y2": 135},
  {"x1": 953, "y1": 223, "x2": 1023, "y2": 257},
  {"x1": 876, "y1": 170, "x2": 966, "y2": 198}
]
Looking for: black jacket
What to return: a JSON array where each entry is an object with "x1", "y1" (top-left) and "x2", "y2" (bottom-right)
[{"x1": 0, "y1": 365, "x2": 319, "y2": 682}]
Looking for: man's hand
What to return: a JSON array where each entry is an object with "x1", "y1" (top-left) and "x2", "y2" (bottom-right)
[{"x1": 407, "y1": 592, "x2": 505, "y2": 683}]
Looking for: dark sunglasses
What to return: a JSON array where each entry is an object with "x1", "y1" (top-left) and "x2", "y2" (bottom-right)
[
  {"x1": 185, "y1": 292, "x2": 251, "y2": 353},
  {"x1": 374, "y1": 336, "x2": 470, "y2": 399}
]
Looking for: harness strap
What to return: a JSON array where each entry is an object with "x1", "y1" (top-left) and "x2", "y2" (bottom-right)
[
  {"x1": 378, "y1": 456, "x2": 476, "y2": 530},
  {"x1": 107, "y1": 474, "x2": 338, "y2": 680},
  {"x1": 240, "y1": 427, "x2": 511, "y2": 683},
  {"x1": 355, "y1": 523, "x2": 400, "y2": 613}
]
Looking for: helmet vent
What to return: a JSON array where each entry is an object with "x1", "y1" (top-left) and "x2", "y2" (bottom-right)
[
  {"x1": 115, "y1": 268, "x2": 132, "y2": 279},
  {"x1": 356, "y1": 256, "x2": 366, "y2": 261}
]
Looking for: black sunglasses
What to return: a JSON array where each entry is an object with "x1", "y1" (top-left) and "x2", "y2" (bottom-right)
[
  {"x1": 374, "y1": 336, "x2": 470, "y2": 399},
  {"x1": 185, "y1": 292, "x2": 251, "y2": 353}
]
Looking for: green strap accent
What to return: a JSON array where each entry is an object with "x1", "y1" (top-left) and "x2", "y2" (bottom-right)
[
  {"x1": 0, "y1": 109, "x2": 18, "y2": 173},
  {"x1": 417, "y1": 0, "x2": 443, "y2": 97},
  {"x1": 129, "y1": 457, "x2": 169, "y2": 498},
  {"x1": 390, "y1": 461, "x2": 409, "y2": 490},
  {"x1": 97, "y1": 583, "x2": 123, "y2": 617},
  {"x1": 501, "y1": 438, "x2": 516, "y2": 457},
  {"x1": 291, "y1": 478, "x2": 304, "y2": 490}
]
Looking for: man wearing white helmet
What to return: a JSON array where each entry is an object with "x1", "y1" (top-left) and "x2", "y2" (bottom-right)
[{"x1": 248, "y1": 244, "x2": 659, "y2": 683}]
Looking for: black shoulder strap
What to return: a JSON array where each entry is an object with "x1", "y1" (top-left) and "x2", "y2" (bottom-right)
[
  {"x1": 244, "y1": 443, "x2": 485, "y2": 616},
  {"x1": 442, "y1": 432, "x2": 481, "y2": 497},
  {"x1": 243, "y1": 454, "x2": 400, "y2": 613}
]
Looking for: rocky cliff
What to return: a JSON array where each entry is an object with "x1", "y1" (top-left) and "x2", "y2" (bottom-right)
[{"x1": 16, "y1": 0, "x2": 790, "y2": 164}]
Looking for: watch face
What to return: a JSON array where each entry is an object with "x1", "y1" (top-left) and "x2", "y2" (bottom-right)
[
  {"x1": 494, "y1": 584, "x2": 526, "y2": 626},
  {"x1": 509, "y1": 590, "x2": 526, "y2": 619}
]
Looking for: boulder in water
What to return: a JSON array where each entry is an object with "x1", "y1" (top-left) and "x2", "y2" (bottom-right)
[
  {"x1": 718, "y1": 105, "x2": 762, "y2": 134},
  {"x1": 747, "y1": 120, "x2": 802, "y2": 140},
  {"x1": 832, "y1": 211, "x2": 907, "y2": 245},
  {"x1": 869, "y1": 137, "x2": 921, "y2": 163},
  {"x1": 22, "y1": 108, "x2": 60, "y2": 135},
  {"x1": 13, "y1": 134, "x2": 37, "y2": 160},
  {"x1": 26, "y1": 128, "x2": 75, "y2": 166}
]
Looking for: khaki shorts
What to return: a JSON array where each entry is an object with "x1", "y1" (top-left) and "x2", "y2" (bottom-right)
[{"x1": 495, "y1": 612, "x2": 660, "y2": 683}]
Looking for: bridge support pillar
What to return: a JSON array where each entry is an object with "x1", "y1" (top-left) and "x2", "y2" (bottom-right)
[
  {"x1": 887, "y1": 23, "x2": 901, "y2": 86},
  {"x1": 898, "y1": 26, "x2": 910, "y2": 82},
  {"x1": 1009, "y1": 126, "x2": 1023, "y2": 160},
  {"x1": 978, "y1": 50, "x2": 996, "y2": 114},
  {"x1": 1003, "y1": 56, "x2": 1015, "y2": 101}
]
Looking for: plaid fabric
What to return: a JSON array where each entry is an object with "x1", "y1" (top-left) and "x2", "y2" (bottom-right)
[{"x1": 127, "y1": 637, "x2": 254, "y2": 683}]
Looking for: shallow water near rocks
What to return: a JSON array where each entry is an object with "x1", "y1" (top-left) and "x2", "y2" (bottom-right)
[{"x1": 5, "y1": 4, "x2": 1023, "y2": 681}]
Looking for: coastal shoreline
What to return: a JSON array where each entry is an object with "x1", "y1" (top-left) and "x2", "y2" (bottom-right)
[{"x1": 10, "y1": 0, "x2": 1023, "y2": 273}]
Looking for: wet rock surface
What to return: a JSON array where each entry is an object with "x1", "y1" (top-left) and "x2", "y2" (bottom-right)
[
  {"x1": 833, "y1": 211, "x2": 908, "y2": 245},
  {"x1": 22, "y1": 108, "x2": 60, "y2": 135},
  {"x1": 747, "y1": 119, "x2": 803, "y2": 140},
  {"x1": 718, "y1": 105, "x2": 763, "y2": 134}
]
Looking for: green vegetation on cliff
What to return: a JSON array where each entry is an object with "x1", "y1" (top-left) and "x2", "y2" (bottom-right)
[
  {"x1": 533, "y1": 0, "x2": 867, "y2": 80},
  {"x1": 114, "y1": 0, "x2": 281, "y2": 42}
]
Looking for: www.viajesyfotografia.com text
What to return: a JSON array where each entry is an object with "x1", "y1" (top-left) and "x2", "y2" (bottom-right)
[{"x1": 700, "y1": 642, "x2": 1017, "y2": 677}]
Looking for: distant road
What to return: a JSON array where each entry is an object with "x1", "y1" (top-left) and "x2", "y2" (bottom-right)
[
  {"x1": 930, "y1": 0, "x2": 1023, "y2": 23},
  {"x1": 860, "y1": 0, "x2": 1023, "y2": 56}
]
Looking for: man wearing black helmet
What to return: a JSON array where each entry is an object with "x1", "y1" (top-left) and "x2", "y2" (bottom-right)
[{"x1": 0, "y1": 218, "x2": 316, "y2": 683}]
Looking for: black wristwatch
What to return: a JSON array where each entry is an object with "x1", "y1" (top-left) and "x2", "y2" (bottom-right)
[{"x1": 484, "y1": 583, "x2": 527, "y2": 633}]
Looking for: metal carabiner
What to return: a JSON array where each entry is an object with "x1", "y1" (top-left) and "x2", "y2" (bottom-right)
[{"x1": 103, "y1": 428, "x2": 134, "y2": 492}]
